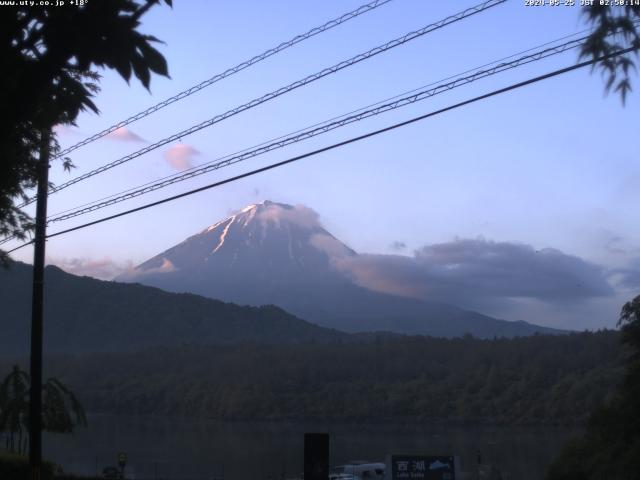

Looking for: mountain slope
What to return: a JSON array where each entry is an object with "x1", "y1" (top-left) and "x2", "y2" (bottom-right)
[
  {"x1": 118, "y1": 201, "x2": 562, "y2": 338},
  {"x1": 0, "y1": 261, "x2": 348, "y2": 355}
]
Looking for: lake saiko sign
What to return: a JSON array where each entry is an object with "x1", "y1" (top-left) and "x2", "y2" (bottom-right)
[{"x1": 389, "y1": 455, "x2": 456, "y2": 480}]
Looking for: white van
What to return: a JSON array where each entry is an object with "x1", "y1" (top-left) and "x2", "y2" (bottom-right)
[{"x1": 329, "y1": 462, "x2": 385, "y2": 480}]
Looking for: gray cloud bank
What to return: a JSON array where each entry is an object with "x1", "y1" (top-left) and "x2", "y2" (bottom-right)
[
  {"x1": 332, "y1": 238, "x2": 615, "y2": 305},
  {"x1": 610, "y1": 258, "x2": 640, "y2": 290}
]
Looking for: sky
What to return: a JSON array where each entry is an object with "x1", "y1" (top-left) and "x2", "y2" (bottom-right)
[{"x1": 7, "y1": 0, "x2": 639, "y2": 330}]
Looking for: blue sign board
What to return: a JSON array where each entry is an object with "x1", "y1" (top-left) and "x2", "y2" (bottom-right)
[{"x1": 390, "y1": 455, "x2": 455, "y2": 480}]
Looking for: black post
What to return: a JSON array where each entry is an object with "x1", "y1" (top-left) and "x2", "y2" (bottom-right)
[
  {"x1": 304, "y1": 433, "x2": 329, "y2": 480},
  {"x1": 29, "y1": 128, "x2": 50, "y2": 480}
]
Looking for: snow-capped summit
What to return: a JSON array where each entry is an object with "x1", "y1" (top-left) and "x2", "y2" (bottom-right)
[
  {"x1": 118, "y1": 201, "x2": 356, "y2": 309},
  {"x1": 125, "y1": 201, "x2": 354, "y2": 277}
]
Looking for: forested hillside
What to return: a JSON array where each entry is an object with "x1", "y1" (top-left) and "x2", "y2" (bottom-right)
[
  {"x1": 9, "y1": 330, "x2": 622, "y2": 426},
  {"x1": 0, "y1": 262, "x2": 348, "y2": 354}
]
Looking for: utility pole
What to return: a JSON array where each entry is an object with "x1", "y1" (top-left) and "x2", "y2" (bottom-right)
[{"x1": 29, "y1": 128, "x2": 51, "y2": 480}]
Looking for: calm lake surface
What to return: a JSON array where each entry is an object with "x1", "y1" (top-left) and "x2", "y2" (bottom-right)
[{"x1": 43, "y1": 415, "x2": 580, "y2": 480}]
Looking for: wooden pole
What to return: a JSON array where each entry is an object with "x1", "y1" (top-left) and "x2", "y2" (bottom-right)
[{"x1": 29, "y1": 128, "x2": 50, "y2": 480}]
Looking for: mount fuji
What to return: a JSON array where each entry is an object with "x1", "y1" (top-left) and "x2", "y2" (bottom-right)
[{"x1": 117, "y1": 201, "x2": 560, "y2": 337}]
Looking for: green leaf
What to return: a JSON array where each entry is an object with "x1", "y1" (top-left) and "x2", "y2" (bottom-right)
[
  {"x1": 62, "y1": 157, "x2": 76, "y2": 172},
  {"x1": 131, "y1": 52, "x2": 151, "y2": 89},
  {"x1": 138, "y1": 41, "x2": 169, "y2": 77},
  {"x1": 113, "y1": 56, "x2": 133, "y2": 83}
]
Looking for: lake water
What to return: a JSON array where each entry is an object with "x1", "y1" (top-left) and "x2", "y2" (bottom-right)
[{"x1": 43, "y1": 415, "x2": 580, "y2": 480}]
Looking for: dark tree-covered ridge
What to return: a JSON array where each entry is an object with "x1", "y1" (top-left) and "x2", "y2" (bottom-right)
[
  {"x1": 14, "y1": 329, "x2": 622, "y2": 426},
  {"x1": 547, "y1": 295, "x2": 640, "y2": 480}
]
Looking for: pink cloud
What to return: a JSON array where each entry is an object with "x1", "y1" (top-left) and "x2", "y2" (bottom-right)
[
  {"x1": 164, "y1": 144, "x2": 200, "y2": 171},
  {"x1": 47, "y1": 257, "x2": 134, "y2": 281},
  {"x1": 53, "y1": 124, "x2": 80, "y2": 136},
  {"x1": 106, "y1": 127, "x2": 145, "y2": 142},
  {"x1": 310, "y1": 233, "x2": 353, "y2": 258}
]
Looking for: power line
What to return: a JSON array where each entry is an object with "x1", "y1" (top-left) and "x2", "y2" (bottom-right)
[
  {"x1": 45, "y1": 35, "x2": 588, "y2": 224},
  {"x1": 7, "y1": 46, "x2": 632, "y2": 254},
  {"x1": 53, "y1": 0, "x2": 395, "y2": 160},
  {"x1": 36, "y1": 19, "x2": 637, "y2": 227},
  {"x1": 22, "y1": 0, "x2": 506, "y2": 206},
  {"x1": 0, "y1": 27, "x2": 592, "y2": 247},
  {"x1": 8, "y1": 23, "x2": 611, "y2": 228},
  {"x1": 46, "y1": 26, "x2": 598, "y2": 220}
]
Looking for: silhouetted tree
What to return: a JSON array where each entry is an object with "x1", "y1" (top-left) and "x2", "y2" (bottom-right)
[
  {"x1": 0, "y1": 365, "x2": 87, "y2": 454},
  {"x1": 546, "y1": 295, "x2": 640, "y2": 480},
  {"x1": 0, "y1": 0, "x2": 172, "y2": 262},
  {"x1": 581, "y1": 5, "x2": 640, "y2": 103},
  {"x1": 0, "y1": 366, "x2": 29, "y2": 452}
]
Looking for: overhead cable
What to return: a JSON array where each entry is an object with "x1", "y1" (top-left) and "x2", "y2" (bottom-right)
[
  {"x1": 7, "y1": 46, "x2": 632, "y2": 254},
  {"x1": 46, "y1": 35, "x2": 588, "y2": 224},
  {"x1": 22, "y1": 0, "x2": 506, "y2": 205},
  {"x1": 53, "y1": 0, "x2": 396, "y2": 160},
  {"x1": 47, "y1": 26, "x2": 599, "y2": 219}
]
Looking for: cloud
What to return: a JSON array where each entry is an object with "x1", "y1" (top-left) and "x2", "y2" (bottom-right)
[
  {"x1": 335, "y1": 253, "x2": 420, "y2": 299},
  {"x1": 332, "y1": 238, "x2": 614, "y2": 305},
  {"x1": 605, "y1": 235, "x2": 627, "y2": 255},
  {"x1": 256, "y1": 202, "x2": 321, "y2": 229},
  {"x1": 609, "y1": 258, "x2": 640, "y2": 290},
  {"x1": 52, "y1": 124, "x2": 79, "y2": 136},
  {"x1": 164, "y1": 144, "x2": 200, "y2": 171},
  {"x1": 48, "y1": 257, "x2": 134, "y2": 281},
  {"x1": 614, "y1": 270, "x2": 640, "y2": 289},
  {"x1": 310, "y1": 233, "x2": 353, "y2": 258},
  {"x1": 390, "y1": 241, "x2": 407, "y2": 251},
  {"x1": 112, "y1": 257, "x2": 177, "y2": 282},
  {"x1": 106, "y1": 127, "x2": 145, "y2": 142},
  {"x1": 140, "y1": 258, "x2": 176, "y2": 275}
]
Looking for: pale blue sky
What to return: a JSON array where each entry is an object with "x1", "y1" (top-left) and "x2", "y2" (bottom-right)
[{"x1": 9, "y1": 0, "x2": 639, "y2": 329}]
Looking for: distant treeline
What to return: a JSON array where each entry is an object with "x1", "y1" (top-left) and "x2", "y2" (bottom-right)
[{"x1": 11, "y1": 330, "x2": 623, "y2": 426}]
